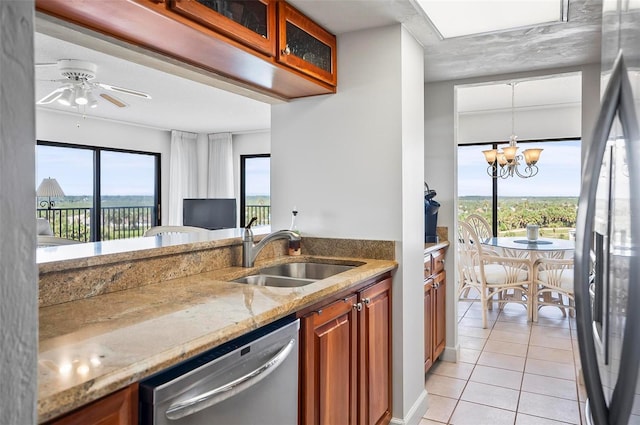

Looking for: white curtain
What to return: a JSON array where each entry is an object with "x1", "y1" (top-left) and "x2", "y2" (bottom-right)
[
  {"x1": 169, "y1": 130, "x2": 199, "y2": 225},
  {"x1": 207, "y1": 132, "x2": 234, "y2": 198}
]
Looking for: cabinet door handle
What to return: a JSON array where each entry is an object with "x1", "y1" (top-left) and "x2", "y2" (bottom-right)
[
  {"x1": 281, "y1": 44, "x2": 291, "y2": 55},
  {"x1": 362, "y1": 298, "x2": 371, "y2": 305},
  {"x1": 353, "y1": 302, "x2": 362, "y2": 312},
  {"x1": 440, "y1": 259, "x2": 445, "y2": 266}
]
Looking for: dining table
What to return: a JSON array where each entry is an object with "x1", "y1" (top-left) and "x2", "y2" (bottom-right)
[
  {"x1": 481, "y1": 236, "x2": 575, "y2": 321},
  {"x1": 482, "y1": 236, "x2": 575, "y2": 260}
]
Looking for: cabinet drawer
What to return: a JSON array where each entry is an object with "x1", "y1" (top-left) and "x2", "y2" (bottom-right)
[{"x1": 432, "y1": 248, "x2": 446, "y2": 275}]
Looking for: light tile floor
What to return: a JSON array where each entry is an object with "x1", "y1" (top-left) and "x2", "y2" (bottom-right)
[{"x1": 422, "y1": 299, "x2": 587, "y2": 425}]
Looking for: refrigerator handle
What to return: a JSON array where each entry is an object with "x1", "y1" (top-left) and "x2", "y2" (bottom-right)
[
  {"x1": 574, "y1": 51, "x2": 622, "y2": 425},
  {"x1": 609, "y1": 54, "x2": 640, "y2": 425},
  {"x1": 576, "y1": 51, "x2": 640, "y2": 425}
]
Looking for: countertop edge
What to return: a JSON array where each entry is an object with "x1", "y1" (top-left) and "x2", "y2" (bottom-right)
[{"x1": 37, "y1": 257, "x2": 397, "y2": 423}]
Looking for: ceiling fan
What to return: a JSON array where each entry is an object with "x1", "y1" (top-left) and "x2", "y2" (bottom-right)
[{"x1": 36, "y1": 59, "x2": 151, "y2": 109}]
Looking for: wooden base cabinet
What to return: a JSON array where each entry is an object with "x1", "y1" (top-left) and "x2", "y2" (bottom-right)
[
  {"x1": 424, "y1": 247, "x2": 447, "y2": 372},
  {"x1": 45, "y1": 384, "x2": 138, "y2": 425},
  {"x1": 299, "y1": 275, "x2": 392, "y2": 425}
]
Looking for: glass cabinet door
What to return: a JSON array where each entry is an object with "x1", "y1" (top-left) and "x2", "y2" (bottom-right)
[
  {"x1": 277, "y1": 2, "x2": 337, "y2": 86},
  {"x1": 169, "y1": 0, "x2": 276, "y2": 56}
]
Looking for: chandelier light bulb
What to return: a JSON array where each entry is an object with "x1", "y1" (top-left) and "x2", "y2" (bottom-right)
[{"x1": 480, "y1": 81, "x2": 543, "y2": 179}]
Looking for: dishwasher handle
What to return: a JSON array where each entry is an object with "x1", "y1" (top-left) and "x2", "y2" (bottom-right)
[{"x1": 165, "y1": 338, "x2": 296, "y2": 421}]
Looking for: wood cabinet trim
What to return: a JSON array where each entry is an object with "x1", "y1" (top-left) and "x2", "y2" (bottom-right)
[
  {"x1": 45, "y1": 384, "x2": 138, "y2": 425},
  {"x1": 36, "y1": 0, "x2": 336, "y2": 100},
  {"x1": 168, "y1": 0, "x2": 277, "y2": 57},
  {"x1": 276, "y1": 1, "x2": 337, "y2": 86}
]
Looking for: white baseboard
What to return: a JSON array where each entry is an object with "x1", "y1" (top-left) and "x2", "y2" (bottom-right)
[
  {"x1": 441, "y1": 344, "x2": 460, "y2": 362},
  {"x1": 389, "y1": 389, "x2": 428, "y2": 425}
]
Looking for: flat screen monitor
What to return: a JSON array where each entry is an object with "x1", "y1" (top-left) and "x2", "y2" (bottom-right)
[{"x1": 183, "y1": 198, "x2": 237, "y2": 230}]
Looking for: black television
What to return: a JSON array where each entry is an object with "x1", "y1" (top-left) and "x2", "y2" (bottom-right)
[{"x1": 183, "y1": 198, "x2": 237, "y2": 230}]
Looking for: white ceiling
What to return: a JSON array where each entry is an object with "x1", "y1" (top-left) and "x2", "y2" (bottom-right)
[{"x1": 34, "y1": 0, "x2": 600, "y2": 134}]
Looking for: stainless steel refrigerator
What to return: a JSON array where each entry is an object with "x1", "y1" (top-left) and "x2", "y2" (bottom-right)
[{"x1": 575, "y1": 2, "x2": 640, "y2": 425}]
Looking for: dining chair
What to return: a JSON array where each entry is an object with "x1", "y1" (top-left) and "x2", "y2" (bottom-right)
[
  {"x1": 457, "y1": 221, "x2": 532, "y2": 328},
  {"x1": 460, "y1": 214, "x2": 496, "y2": 298},
  {"x1": 532, "y1": 256, "x2": 575, "y2": 322},
  {"x1": 465, "y1": 214, "x2": 492, "y2": 242},
  {"x1": 143, "y1": 225, "x2": 211, "y2": 236}
]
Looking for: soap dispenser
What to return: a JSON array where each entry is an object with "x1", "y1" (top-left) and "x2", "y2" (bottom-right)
[{"x1": 288, "y1": 208, "x2": 301, "y2": 256}]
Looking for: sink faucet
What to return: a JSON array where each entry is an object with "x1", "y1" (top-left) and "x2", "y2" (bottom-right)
[{"x1": 242, "y1": 217, "x2": 301, "y2": 267}]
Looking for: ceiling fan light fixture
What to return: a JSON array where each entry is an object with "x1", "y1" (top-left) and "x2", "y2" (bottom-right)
[
  {"x1": 57, "y1": 88, "x2": 74, "y2": 106},
  {"x1": 87, "y1": 91, "x2": 98, "y2": 108},
  {"x1": 74, "y1": 86, "x2": 88, "y2": 105}
]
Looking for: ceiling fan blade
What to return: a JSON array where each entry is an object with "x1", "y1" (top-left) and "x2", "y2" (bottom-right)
[
  {"x1": 95, "y1": 82, "x2": 151, "y2": 99},
  {"x1": 100, "y1": 93, "x2": 128, "y2": 108},
  {"x1": 37, "y1": 87, "x2": 66, "y2": 104}
]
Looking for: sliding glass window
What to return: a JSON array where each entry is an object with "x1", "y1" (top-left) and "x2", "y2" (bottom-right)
[
  {"x1": 458, "y1": 139, "x2": 580, "y2": 239},
  {"x1": 36, "y1": 141, "x2": 160, "y2": 242},
  {"x1": 240, "y1": 154, "x2": 270, "y2": 227}
]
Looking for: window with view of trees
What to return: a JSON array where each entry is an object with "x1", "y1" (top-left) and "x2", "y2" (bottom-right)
[
  {"x1": 36, "y1": 141, "x2": 160, "y2": 242},
  {"x1": 240, "y1": 154, "x2": 270, "y2": 227},
  {"x1": 458, "y1": 139, "x2": 581, "y2": 240}
]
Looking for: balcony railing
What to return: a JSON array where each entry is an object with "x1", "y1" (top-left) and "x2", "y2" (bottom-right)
[
  {"x1": 245, "y1": 205, "x2": 271, "y2": 226},
  {"x1": 37, "y1": 206, "x2": 155, "y2": 242},
  {"x1": 37, "y1": 205, "x2": 272, "y2": 242}
]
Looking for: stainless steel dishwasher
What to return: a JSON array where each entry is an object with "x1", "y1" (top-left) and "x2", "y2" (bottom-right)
[{"x1": 139, "y1": 316, "x2": 299, "y2": 425}]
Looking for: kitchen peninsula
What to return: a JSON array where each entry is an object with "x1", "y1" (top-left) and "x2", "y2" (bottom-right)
[{"x1": 38, "y1": 228, "x2": 404, "y2": 423}]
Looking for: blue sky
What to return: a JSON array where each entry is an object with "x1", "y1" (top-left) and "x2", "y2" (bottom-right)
[
  {"x1": 37, "y1": 145, "x2": 271, "y2": 197},
  {"x1": 38, "y1": 142, "x2": 578, "y2": 198},
  {"x1": 244, "y1": 156, "x2": 270, "y2": 196},
  {"x1": 457, "y1": 140, "x2": 581, "y2": 197},
  {"x1": 37, "y1": 145, "x2": 156, "y2": 196}
]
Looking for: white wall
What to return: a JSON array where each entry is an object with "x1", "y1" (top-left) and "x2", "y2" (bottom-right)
[
  {"x1": 272, "y1": 24, "x2": 427, "y2": 424},
  {"x1": 35, "y1": 109, "x2": 172, "y2": 222},
  {"x1": 424, "y1": 64, "x2": 602, "y2": 362},
  {"x1": 0, "y1": 0, "x2": 38, "y2": 422}
]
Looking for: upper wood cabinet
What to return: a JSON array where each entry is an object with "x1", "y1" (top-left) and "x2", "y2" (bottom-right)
[
  {"x1": 168, "y1": 0, "x2": 276, "y2": 56},
  {"x1": 277, "y1": 1, "x2": 337, "y2": 86},
  {"x1": 36, "y1": 0, "x2": 337, "y2": 99}
]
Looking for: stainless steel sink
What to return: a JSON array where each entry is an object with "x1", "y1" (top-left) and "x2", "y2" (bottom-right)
[
  {"x1": 232, "y1": 274, "x2": 317, "y2": 287},
  {"x1": 258, "y1": 262, "x2": 356, "y2": 280},
  {"x1": 231, "y1": 262, "x2": 359, "y2": 287}
]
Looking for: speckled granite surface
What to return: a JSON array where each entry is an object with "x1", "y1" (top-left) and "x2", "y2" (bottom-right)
[{"x1": 38, "y1": 235, "x2": 397, "y2": 423}]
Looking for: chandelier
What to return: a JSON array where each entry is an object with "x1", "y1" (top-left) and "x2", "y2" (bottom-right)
[{"x1": 481, "y1": 82, "x2": 543, "y2": 179}]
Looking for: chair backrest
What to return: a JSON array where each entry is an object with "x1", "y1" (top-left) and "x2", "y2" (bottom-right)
[
  {"x1": 37, "y1": 236, "x2": 80, "y2": 247},
  {"x1": 465, "y1": 214, "x2": 492, "y2": 242},
  {"x1": 37, "y1": 218, "x2": 54, "y2": 236},
  {"x1": 533, "y1": 257, "x2": 574, "y2": 291},
  {"x1": 457, "y1": 220, "x2": 483, "y2": 287},
  {"x1": 143, "y1": 225, "x2": 211, "y2": 237}
]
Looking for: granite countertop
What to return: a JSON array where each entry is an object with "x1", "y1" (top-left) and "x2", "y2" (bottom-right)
[
  {"x1": 38, "y1": 254, "x2": 397, "y2": 423},
  {"x1": 424, "y1": 240, "x2": 450, "y2": 254}
]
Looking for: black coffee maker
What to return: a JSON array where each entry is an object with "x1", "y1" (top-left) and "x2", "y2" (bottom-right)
[{"x1": 424, "y1": 182, "x2": 440, "y2": 243}]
